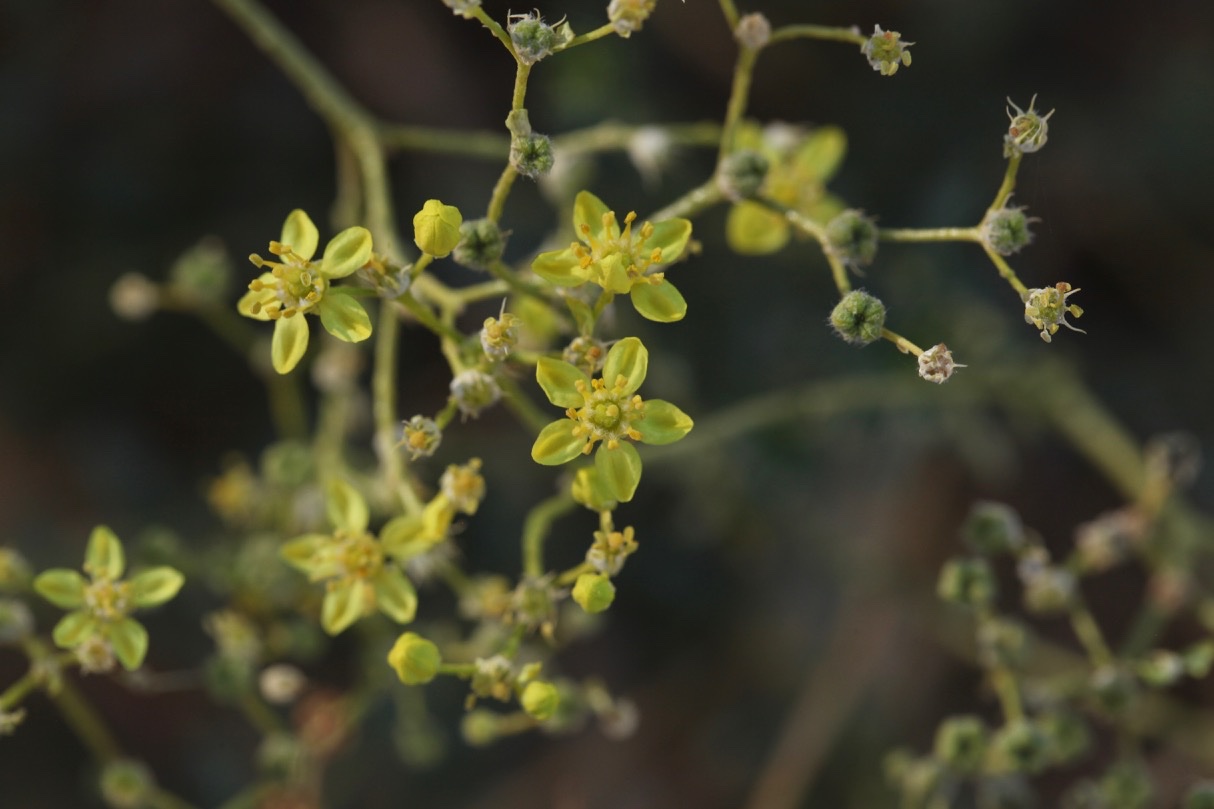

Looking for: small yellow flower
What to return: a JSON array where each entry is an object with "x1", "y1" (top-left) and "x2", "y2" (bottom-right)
[
  {"x1": 238, "y1": 210, "x2": 374, "y2": 374},
  {"x1": 1024, "y1": 282, "x2": 1084, "y2": 343}
]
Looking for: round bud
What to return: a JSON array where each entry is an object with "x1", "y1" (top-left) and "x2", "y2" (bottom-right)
[
  {"x1": 572, "y1": 572, "x2": 616, "y2": 614},
  {"x1": 1003, "y1": 95, "x2": 1054, "y2": 158},
  {"x1": 608, "y1": 0, "x2": 656, "y2": 37},
  {"x1": 413, "y1": 199, "x2": 463, "y2": 258},
  {"x1": 717, "y1": 149, "x2": 770, "y2": 201},
  {"x1": 933, "y1": 715, "x2": 988, "y2": 773},
  {"x1": 937, "y1": 557, "x2": 996, "y2": 609},
  {"x1": 735, "y1": 13, "x2": 772, "y2": 49},
  {"x1": 453, "y1": 218, "x2": 506, "y2": 270},
  {"x1": 388, "y1": 631, "x2": 442, "y2": 685},
  {"x1": 521, "y1": 680, "x2": 560, "y2": 721},
  {"x1": 982, "y1": 205, "x2": 1035, "y2": 256},
  {"x1": 0, "y1": 548, "x2": 31, "y2": 592},
  {"x1": 511, "y1": 132, "x2": 555, "y2": 179},
  {"x1": 830, "y1": 289, "x2": 886, "y2": 346},
  {"x1": 100, "y1": 759, "x2": 154, "y2": 809},
  {"x1": 461, "y1": 709, "x2": 499, "y2": 746},
  {"x1": 963, "y1": 501, "x2": 1026, "y2": 556},
  {"x1": 401, "y1": 415, "x2": 442, "y2": 460},
  {"x1": 509, "y1": 14, "x2": 560, "y2": 64},
  {"x1": 825, "y1": 209, "x2": 879, "y2": 268},
  {"x1": 450, "y1": 370, "x2": 501, "y2": 418}
]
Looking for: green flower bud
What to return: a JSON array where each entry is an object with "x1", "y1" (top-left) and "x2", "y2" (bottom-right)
[
  {"x1": 937, "y1": 557, "x2": 996, "y2": 609},
  {"x1": 511, "y1": 132, "x2": 555, "y2": 179},
  {"x1": 168, "y1": 237, "x2": 232, "y2": 302},
  {"x1": 933, "y1": 714, "x2": 988, "y2": 773},
  {"x1": 977, "y1": 617, "x2": 1029, "y2": 669},
  {"x1": 1184, "y1": 640, "x2": 1214, "y2": 678},
  {"x1": 982, "y1": 205, "x2": 1035, "y2": 256},
  {"x1": 99, "y1": 759, "x2": 154, "y2": 809},
  {"x1": 717, "y1": 149, "x2": 769, "y2": 201},
  {"x1": 608, "y1": 0, "x2": 656, "y2": 37},
  {"x1": 0, "y1": 599, "x2": 34, "y2": 644},
  {"x1": 1184, "y1": 782, "x2": 1214, "y2": 809},
  {"x1": 990, "y1": 720, "x2": 1049, "y2": 774},
  {"x1": 963, "y1": 501, "x2": 1026, "y2": 556},
  {"x1": 0, "y1": 548, "x2": 32, "y2": 592},
  {"x1": 862, "y1": 25, "x2": 913, "y2": 76},
  {"x1": 735, "y1": 13, "x2": 771, "y2": 50},
  {"x1": 453, "y1": 218, "x2": 506, "y2": 270},
  {"x1": 520, "y1": 679, "x2": 560, "y2": 721},
  {"x1": 572, "y1": 572, "x2": 616, "y2": 614},
  {"x1": 509, "y1": 13, "x2": 561, "y2": 65},
  {"x1": 450, "y1": 370, "x2": 501, "y2": 418},
  {"x1": 401, "y1": 415, "x2": 442, "y2": 460},
  {"x1": 829, "y1": 289, "x2": 886, "y2": 346},
  {"x1": 388, "y1": 631, "x2": 442, "y2": 685},
  {"x1": 1003, "y1": 95, "x2": 1054, "y2": 158},
  {"x1": 461, "y1": 708, "x2": 500, "y2": 746},
  {"x1": 413, "y1": 199, "x2": 463, "y2": 258},
  {"x1": 1096, "y1": 761, "x2": 1154, "y2": 809},
  {"x1": 1137, "y1": 649, "x2": 1185, "y2": 687},
  {"x1": 825, "y1": 209, "x2": 878, "y2": 268}
]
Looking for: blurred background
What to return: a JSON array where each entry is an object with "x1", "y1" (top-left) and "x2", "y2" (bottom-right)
[{"x1": 2, "y1": 0, "x2": 1213, "y2": 806}]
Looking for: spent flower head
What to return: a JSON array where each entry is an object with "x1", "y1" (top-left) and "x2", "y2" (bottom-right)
[
  {"x1": 863, "y1": 25, "x2": 913, "y2": 76},
  {"x1": 918, "y1": 343, "x2": 964, "y2": 384},
  {"x1": 280, "y1": 480, "x2": 418, "y2": 635},
  {"x1": 33, "y1": 526, "x2": 185, "y2": 671},
  {"x1": 238, "y1": 210, "x2": 374, "y2": 374},
  {"x1": 1004, "y1": 95, "x2": 1054, "y2": 157},
  {"x1": 1023, "y1": 282, "x2": 1084, "y2": 343},
  {"x1": 531, "y1": 337, "x2": 693, "y2": 502},
  {"x1": 532, "y1": 191, "x2": 693, "y2": 323}
]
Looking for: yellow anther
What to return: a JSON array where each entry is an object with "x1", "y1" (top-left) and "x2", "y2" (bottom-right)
[
  {"x1": 649, "y1": 248, "x2": 662, "y2": 263},
  {"x1": 281, "y1": 307, "x2": 298, "y2": 318},
  {"x1": 581, "y1": 444, "x2": 594, "y2": 455},
  {"x1": 614, "y1": 374, "x2": 627, "y2": 389},
  {"x1": 640, "y1": 221, "x2": 654, "y2": 240},
  {"x1": 268, "y1": 241, "x2": 288, "y2": 256},
  {"x1": 305, "y1": 291, "x2": 320, "y2": 303},
  {"x1": 272, "y1": 266, "x2": 286, "y2": 278},
  {"x1": 249, "y1": 302, "x2": 262, "y2": 315},
  {"x1": 626, "y1": 428, "x2": 642, "y2": 441},
  {"x1": 623, "y1": 211, "x2": 637, "y2": 226},
  {"x1": 249, "y1": 253, "x2": 265, "y2": 268},
  {"x1": 606, "y1": 438, "x2": 620, "y2": 450},
  {"x1": 249, "y1": 279, "x2": 265, "y2": 291}
]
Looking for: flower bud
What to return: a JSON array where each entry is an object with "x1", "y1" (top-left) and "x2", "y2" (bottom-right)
[
  {"x1": 918, "y1": 343, "x2": 964, "y2": 384},
  {"x1": 413, "y1": 199, "x2": 463, "y2": 258},
  {"x1": 453, "y1": 218, "x2": 506, "y2": 270},
  {"x1": 450, "y1": 370, "x2": 501, "y2": 418},
  {"x1": 100, "y1": 759, "x2": 154, "y2": 809},
  {"x1": 168, "y1": 237, "x2": 232, "y2": 302},
  {"x1": 863, "y1": 25, "x2": 913, "y2": 76},
  {"x1": 388, "y1": 631, "x2": 442, "y2": 685},
  {"x1": 521, "y1": 679, "x2": 560, "y2": 720},
  {"x1": 572, "y1": 572, "x2": 616, "y2": 614},
  {"x1": 1004, "y1": 95, "x2": 1054, "y2": 158},
  {"x1": 937, "y1": 557, "x2": 996, "y2": 609},
  {"x1": 1137, "y1": 649, "x2": 1184, "y2": 687},
  {"x1": 829, "y1": 289, "x2": 886, "y2": 346},
  {"x1": 461, "y1": 708, "x2": 500, "y2": 746},
  {"x1": 717, "y1": 149, "x2": 769, "y2": 201},
  {"x1": 982, "y1": 205, "x2": 1035, "y2": 256},
  {"x1": 963, "y1": 501, "x2": 1025, "y2": 556},
  {"x1": 989, "y1": 720, "x2": 1049, "y2": 774},
  {"x1": 933, "y1": 715, "x2": 988, "y2": 773},
  {"x1": 481, "y1": 312, "x2": 521, "y2": 361},
  {"x1": 607, "y1": 0, "x2": 656, "y2": 37},
  {"x1": 825, "y1": 209, "x2": 878, "y2": 268},
  {"x1": 511, "y1": 132, "x2": 556, "y2": 179},
  {"x1": 0, "y1": 599, "x2": 34, "y2": 644},
  {"x1": 562, "y1": 335, "x2": 607, "y2": 375},
  {"x1": 1089, "y1": 665, "x2": 1138, "y2": 714},
  {"x1": 509, "y1": 13, "x2": 563, "y2": 64},
  {"x1": 109, "y1": 272, "x2": 160, "y2": 321},
  {"x1": 440, "y1": 458, "x2": 485, "y2": 515},
  {"x1": 401, "y1": 415, "x2": 442, "y2": 460},
  {"x1": 735, "y1": 13, "x2": 771, "y2": 49}
]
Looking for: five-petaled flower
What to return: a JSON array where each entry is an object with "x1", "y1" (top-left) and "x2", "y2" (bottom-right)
[
  {"x1": 531, "y1": 337, "x2": 693, "y2": 502},
  {"x1": 34, "y1": 526, "x2": 185, "y2": 671},
  {"x1": 280, "y1": 480, "x2": 418, "y2": 635},
  {"x1": 238, "y1": 209, "x2": 374, "y2": 374},
  {"x1": 532, "y1": 191, "x2": 693, "y2": 323}
]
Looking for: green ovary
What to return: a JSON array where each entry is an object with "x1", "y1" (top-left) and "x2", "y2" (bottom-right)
[{"x1": 569, "y1": 376, "x2": 646, "y2": 451}]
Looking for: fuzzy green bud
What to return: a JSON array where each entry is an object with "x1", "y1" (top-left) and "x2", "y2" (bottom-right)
[
  {"x1": 413, "y1": 199, "x2": 463, "y2": 258},
  {"x1": 717, "y1": 149, "x2": 769, "y2": 201},
  {"x1": 982, "y1": 205, "x2": 1035, "y2": 256},
  {"x1": 509, "y1": 13, "x2": 562, "y2": 64},
  {"x1": 990, "y1": 720, "x2": 1049, "y2": 774},
  {"x1": 937, "y1": 557, "x2": 996, "y2": 609},
  {"x1": 963, "y1": 501, "x2": 1026, "y2": 556},
  {"x1": 511, "y1": 132, "x2": 555, "y2": 179},
  {"x1": 450, "y1": 370, "x2": 501, "y2": 418},
  {"x1": 1185, "y1": 783, "x2": 1214, "y2": 809},
  {"x1": 453, "y1": 218, "x2": 506, "y2": 270},
  {"x1": 1004, "y1": 95, "x2": 1054, "y2": 158},
  {"x1": 521, "y1": 679, "x2": 560, "y2": 721},
  {"x1": 572, "y1": 572, "x2": 616, "y2": 614},
  {"x1": 401, "y1": 415, "x2": 442, "y2": 460},
  {"x1": 825, "y1": 209, "x2": 879, "y2": 268},
  {"x1": 863, "y1": 25, "x2": 913, "y2": 76},
  {"x1": 933, "y1": 715, "x2": 988, "y2": 773},
  {"x1": 100, "y1": 759, "x2": 154, "y2": 809},
  {"x1": 388, "y1": 631, "x2": 442, "y2": 685},
  {"x1": 830, "y1": 289, "x2": 886, "y2": 346}
]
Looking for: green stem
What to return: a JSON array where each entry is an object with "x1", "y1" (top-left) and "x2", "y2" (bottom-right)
[
  {"x1": 649, "y1": 177, "x2": 725, "y2": 222},
  {"x1": 377, "y1": 124, "x2": 509, "y2": 158},
  {"x1": 1068, "y1": 601, "x2": 1115, "y2": 668},
  {"x1": 559, "y1": 23, "x2": 618, "y2": 50},
  {"x1": 469, "y1": 6, "x2": 516, "y2": 54},
  {"x1": 782, "y1": 207, "x2": 850, "y2": 293},
  {"x1": 719, "y1": 45, "x2": 760, "y2": 163},
  {"x1": 555, "y1": 561, "x2": 593, "y2": 587},
  {"x1": 484, "y1": 260, "x2": 550, "y2": 303},
  {"x1": 438, "y1": 663, "x2": 477, "y2": 678},
  {"x1": 522, "y1": 493, "x2": 577, "y2": 578},
  {"x1": 497, "y1": 374, "x2": 551, "y2": 435},
  {"x1": 553, "y1": 121, "x2": 722, "y2": 157},
  {"x1": 981, "y1": 244, "x2": 1030, "y2": 297},
  {"x1": 397, "y1": 294, "x2": 466, "y2": 345},
  {"x1": 879, "y1": 227, "x2": 980, "y2": 243},
  {"x1": 880, "y1": 327, "x2": 924, "y2": 357},
  {"x1": 990, "y1": 152, "x2": 1022, "y2": 211},
  {"x1": 52, "y1": 674, "x2": 123, "y2": 761},
  {"x1": 372, "y1": 302, "x2": 422, "y2": 515},
  {"x1": 487, "y1": 166, "x2": 519, "y2": 224},
  {"x1": 717, "y1": 0, "x2": 740, "y2": 29},
  {"x1": 768, "y1": 24, "x2": 866, "y2": 47}
]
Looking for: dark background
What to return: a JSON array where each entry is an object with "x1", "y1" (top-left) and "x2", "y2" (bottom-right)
[{"x1": 2, "y1": 0, "x2": 1213, "y2": 806}]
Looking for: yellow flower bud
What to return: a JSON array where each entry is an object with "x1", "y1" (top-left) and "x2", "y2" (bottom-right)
[
  {"x1": 572, "y1": 572, "x2": 616, "y2": 614},
  {"x1": 413, "y1": 199, "x2": 463, "y2": 258},
  {"x1": 520, "y1": 680, "x2": 560, "y2": 721},
  {"x1": 388, "y1": 631, "x2": 441, "y2": 685}
]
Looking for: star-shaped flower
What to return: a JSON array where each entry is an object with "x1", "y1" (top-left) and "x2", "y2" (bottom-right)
[
  {"x1": 238, "y1": 210, "x2": 374, "y2": 374},
  {"x1": 531, "y1": 337, "x2": 693, "y2": 502},
  {"x1": 532, "y1": 192, "x2": 693, "y2": 323}
]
